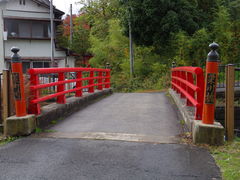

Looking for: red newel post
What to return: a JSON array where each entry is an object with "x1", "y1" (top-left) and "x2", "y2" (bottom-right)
[
  {"x1": 88, "y1": 70, "x2": 94, "y2": 93},
  {"x1": 202, "y1": 42, "x2": 220, "y2": 124},
  {"x1": 10, "y1": 47, "x2": 27, "y2": 117},
  {"x1": 75, "y1": 71, "x2": 82, "y2": 97},
  {"x1": 57, "y1": 72, "x2": 66, "y2": 104}
]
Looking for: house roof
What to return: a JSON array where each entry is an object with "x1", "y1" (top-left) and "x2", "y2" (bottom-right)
[{"x1": 0, "y1": 0, "x2": 64, "y2": 16}]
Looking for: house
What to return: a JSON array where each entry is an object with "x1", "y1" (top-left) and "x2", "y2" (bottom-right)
[{"x1": 0, "y1": 0, "x2": 76, "y2": 73}]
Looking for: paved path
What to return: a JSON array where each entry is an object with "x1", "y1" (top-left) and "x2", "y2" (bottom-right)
[
  {"x1": 0, "y1": 93, "x2": 221, "y2": 180},
  {"x1": 47, "y1": 93, "x2": 182, "y2": 143}
]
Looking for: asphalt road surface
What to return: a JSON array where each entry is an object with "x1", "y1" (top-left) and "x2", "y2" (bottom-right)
[{"x1": 0, "y1": 93, "x2": 221, "y2": 180}]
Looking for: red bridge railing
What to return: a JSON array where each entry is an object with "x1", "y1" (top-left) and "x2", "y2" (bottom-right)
[
  {"x1": 28, "y1": 68, "x2": 111, "y2": 115},
  {"x1": 171, "y1": 67, "x2": 204, "y2": 120}
]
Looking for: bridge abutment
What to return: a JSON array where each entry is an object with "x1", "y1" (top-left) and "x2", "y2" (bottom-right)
[{"x1": 169, "y1": 89, "x2": 224, "y2": 145}]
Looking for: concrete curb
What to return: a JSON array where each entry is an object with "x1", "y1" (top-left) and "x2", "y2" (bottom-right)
[
  {"x1": 169, "y1": 89, "x2": 224, "y2": 145},
  {"x1": 36, "y1": 89, "x2": 113, "y2": 129},
  {"x1": 168, "y1": 89, "x2": 194, "y2": 131}
]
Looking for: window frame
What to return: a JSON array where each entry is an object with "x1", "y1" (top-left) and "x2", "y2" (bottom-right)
[{"x1": 5, "y1": 19, "x2": 52, "y2": 40}]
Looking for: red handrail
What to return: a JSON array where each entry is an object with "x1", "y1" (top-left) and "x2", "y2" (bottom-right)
[
  {"x1": 28, "y1": 67, "x2": 111, "y2": 115},
  {"x1": 171, "y1": 66, "x2": 204, "y2": 120}
]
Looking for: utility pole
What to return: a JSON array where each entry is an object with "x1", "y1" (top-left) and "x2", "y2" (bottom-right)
[
  {"x1": 50, "y1": 0, "x2": 55, "y2": 67},
  {"x1": 70, "y1": 4, "x2": 73, "y2": 44},
  {"x1": 67, "y1": 4, "x2": 73, "y2": 67},
  {"x1": 129, "y1": 7, "x2": 134, "y2": 78}
]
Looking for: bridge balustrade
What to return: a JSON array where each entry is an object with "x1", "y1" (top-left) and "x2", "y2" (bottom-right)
[
  {"x1": 28, "y1": 68, "x2": 111, "y2": 115},
  {"x1": 171, "y1": 67, "x2": 204, "y2": 120}
]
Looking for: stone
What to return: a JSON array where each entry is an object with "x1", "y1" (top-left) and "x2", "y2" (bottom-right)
[
  {"x1": 193, "y1": 120, "x2": 224, "y2": 146},
  {"x1": 5, "y1": 114, "x2": 36, "y2": 136}
]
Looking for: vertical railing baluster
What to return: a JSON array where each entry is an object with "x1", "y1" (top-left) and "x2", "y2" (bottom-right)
[
  {"x1": 98, "y1": 71, "x2": 103, "y2": 90},
  {"x1": 57, "y1": 72, "x2": 66, "y2": 104},
  {"x1": 28, "y1": 73, "x2": 41, "y2": 115},
  {"x1": 76, "y1": 71, "x2": 82, "y2": 97},
  {"x1": 88, "y1": 70, "x2": 94, "y2": 93},
  {"x1": 187, "y1": 72, "x2": 194, "y2": 106}
]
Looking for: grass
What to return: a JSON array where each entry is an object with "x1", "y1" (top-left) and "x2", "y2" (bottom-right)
[
  {"x1": 133, "y1": 89, "x2": 166, "y2": 93},
  {"x1": 210, "y1": 138, "x2": 240, "y2": 180},
  {"x1": 35, "y1": 127, "x2": 56, "y2": 133},
  {"x1": 0, "y1": 136, "x2": 19, "y2": 146}
]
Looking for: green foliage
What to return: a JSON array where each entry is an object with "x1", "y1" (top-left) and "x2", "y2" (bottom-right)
[
  {"x1": 212, "y1": 6, "x2": 232, "y2": 64},
  {"x1": 56, "y1": 14, "x2": 91, "y2": 57},
  {"x1": 35, "y1": 127, "x2": 43, "y2": 133},
  {"x1": 89, "y1": 19, "x2": 129, "y2": 71},
  {"x1": 35, "y1": 127, "x2": 56, "y2": 133},
  {"x1": 210, "y1": 138, "x2": 240, "y2": 180},
  {"x1": 120, "y1": 0, "x2": 201, "y2": 52},
  {"x1": 0, "y1": 136, "x2": 19, "y2": 146},
  {"x1": 66, "y1": 0, "x2": 240, "y2": 92}
]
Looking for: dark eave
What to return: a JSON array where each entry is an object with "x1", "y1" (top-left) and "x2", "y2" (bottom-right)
[
  {"x1": 4, "y1": 16, "x2": 62, "y2": 22},
  {"x1": 5, "y1": 57, "x2": 64, "y2": 61},
  {"x1": 32, "y1": 0, "x2": 65, "y2": 16}
]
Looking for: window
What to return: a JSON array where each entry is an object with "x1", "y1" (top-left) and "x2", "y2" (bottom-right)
[
  {"x1": 33, "y1": 62, "x2": 50, "y2": 68},
  {"x1": 19, "y1": 0, "x2": 26, "y2": 5},
  {"x1": 32, "y1": 23, "x2": 43, "y2": 38},
  {"x1": 18, "y1": 61, "x2": 51, "y2": 73},
  {"x1": 5, "y1": 19, "x2": 51, "y2": 39},
  {"x1": 19, "y1": 21, "x2": 31, "y2": 38}
]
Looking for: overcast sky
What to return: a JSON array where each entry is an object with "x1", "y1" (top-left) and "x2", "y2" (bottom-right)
[{"x1": 53, "y1": 0, "x2": 82, "y2": 15}]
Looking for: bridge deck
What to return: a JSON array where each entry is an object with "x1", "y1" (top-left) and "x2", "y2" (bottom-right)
[
  {"x1": 48, "y1": 93, "x2": 182, "y2": 142},
  {"x1": 0, "y1": 92, "x2": 221, "y2": 180}
]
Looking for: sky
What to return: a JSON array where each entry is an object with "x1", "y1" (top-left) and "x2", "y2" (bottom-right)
[{"x1": 53, "y1": 0, "x2": 82, "y2": 15}]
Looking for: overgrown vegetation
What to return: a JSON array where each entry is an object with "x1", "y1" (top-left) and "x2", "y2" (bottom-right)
[
  {"x1": 0, "y1": 136, "x2": 19, "y2": 146},
  {"x1": 57, "y1": 0, "x2": 240, "y2": 92},
  {"x1": 210, "y1": 138, "x2": 240, "y2": 180}
]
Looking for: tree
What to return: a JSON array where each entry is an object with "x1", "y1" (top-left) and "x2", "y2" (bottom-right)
[
  {"x1": 120, "y1": 0, "x2": 201, "y2": 54},
  {"x1": 212, "y1": 5, "x2": 232, "y2": 64},
  {"x1": 56, "y1": 14, "x2": 91, "y2": 56}
]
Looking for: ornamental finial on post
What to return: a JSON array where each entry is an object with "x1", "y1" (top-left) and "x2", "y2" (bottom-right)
[
  {"x1": 172, "y1": 61, "x2": 176, "y2": 68},
  {"x1": 207, "y1": 42, "x2": 220, "y2": 62},
  {"x1": 11, "y1": 47, "x2": 21, "y2": 63},
  {"x1": 106, "y1": 62, "x2": 110, "y2": 69}
]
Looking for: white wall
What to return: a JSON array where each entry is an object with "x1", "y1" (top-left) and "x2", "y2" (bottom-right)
[
  {"x1": 67, "y1": 56, "x2": 76, "y2": 67},
  {"x1": 5, "y1": 39, "x2": 66, "y2": 58},
  {"x1": 4, "y1": 0, "x2": 50, "y2": 19},
  {"x1": 58, "y1": 59, "x2": 65, "y2": 67},
  {"x1": 0, "y1": 3, "x2": 6, "y2": 72}
]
